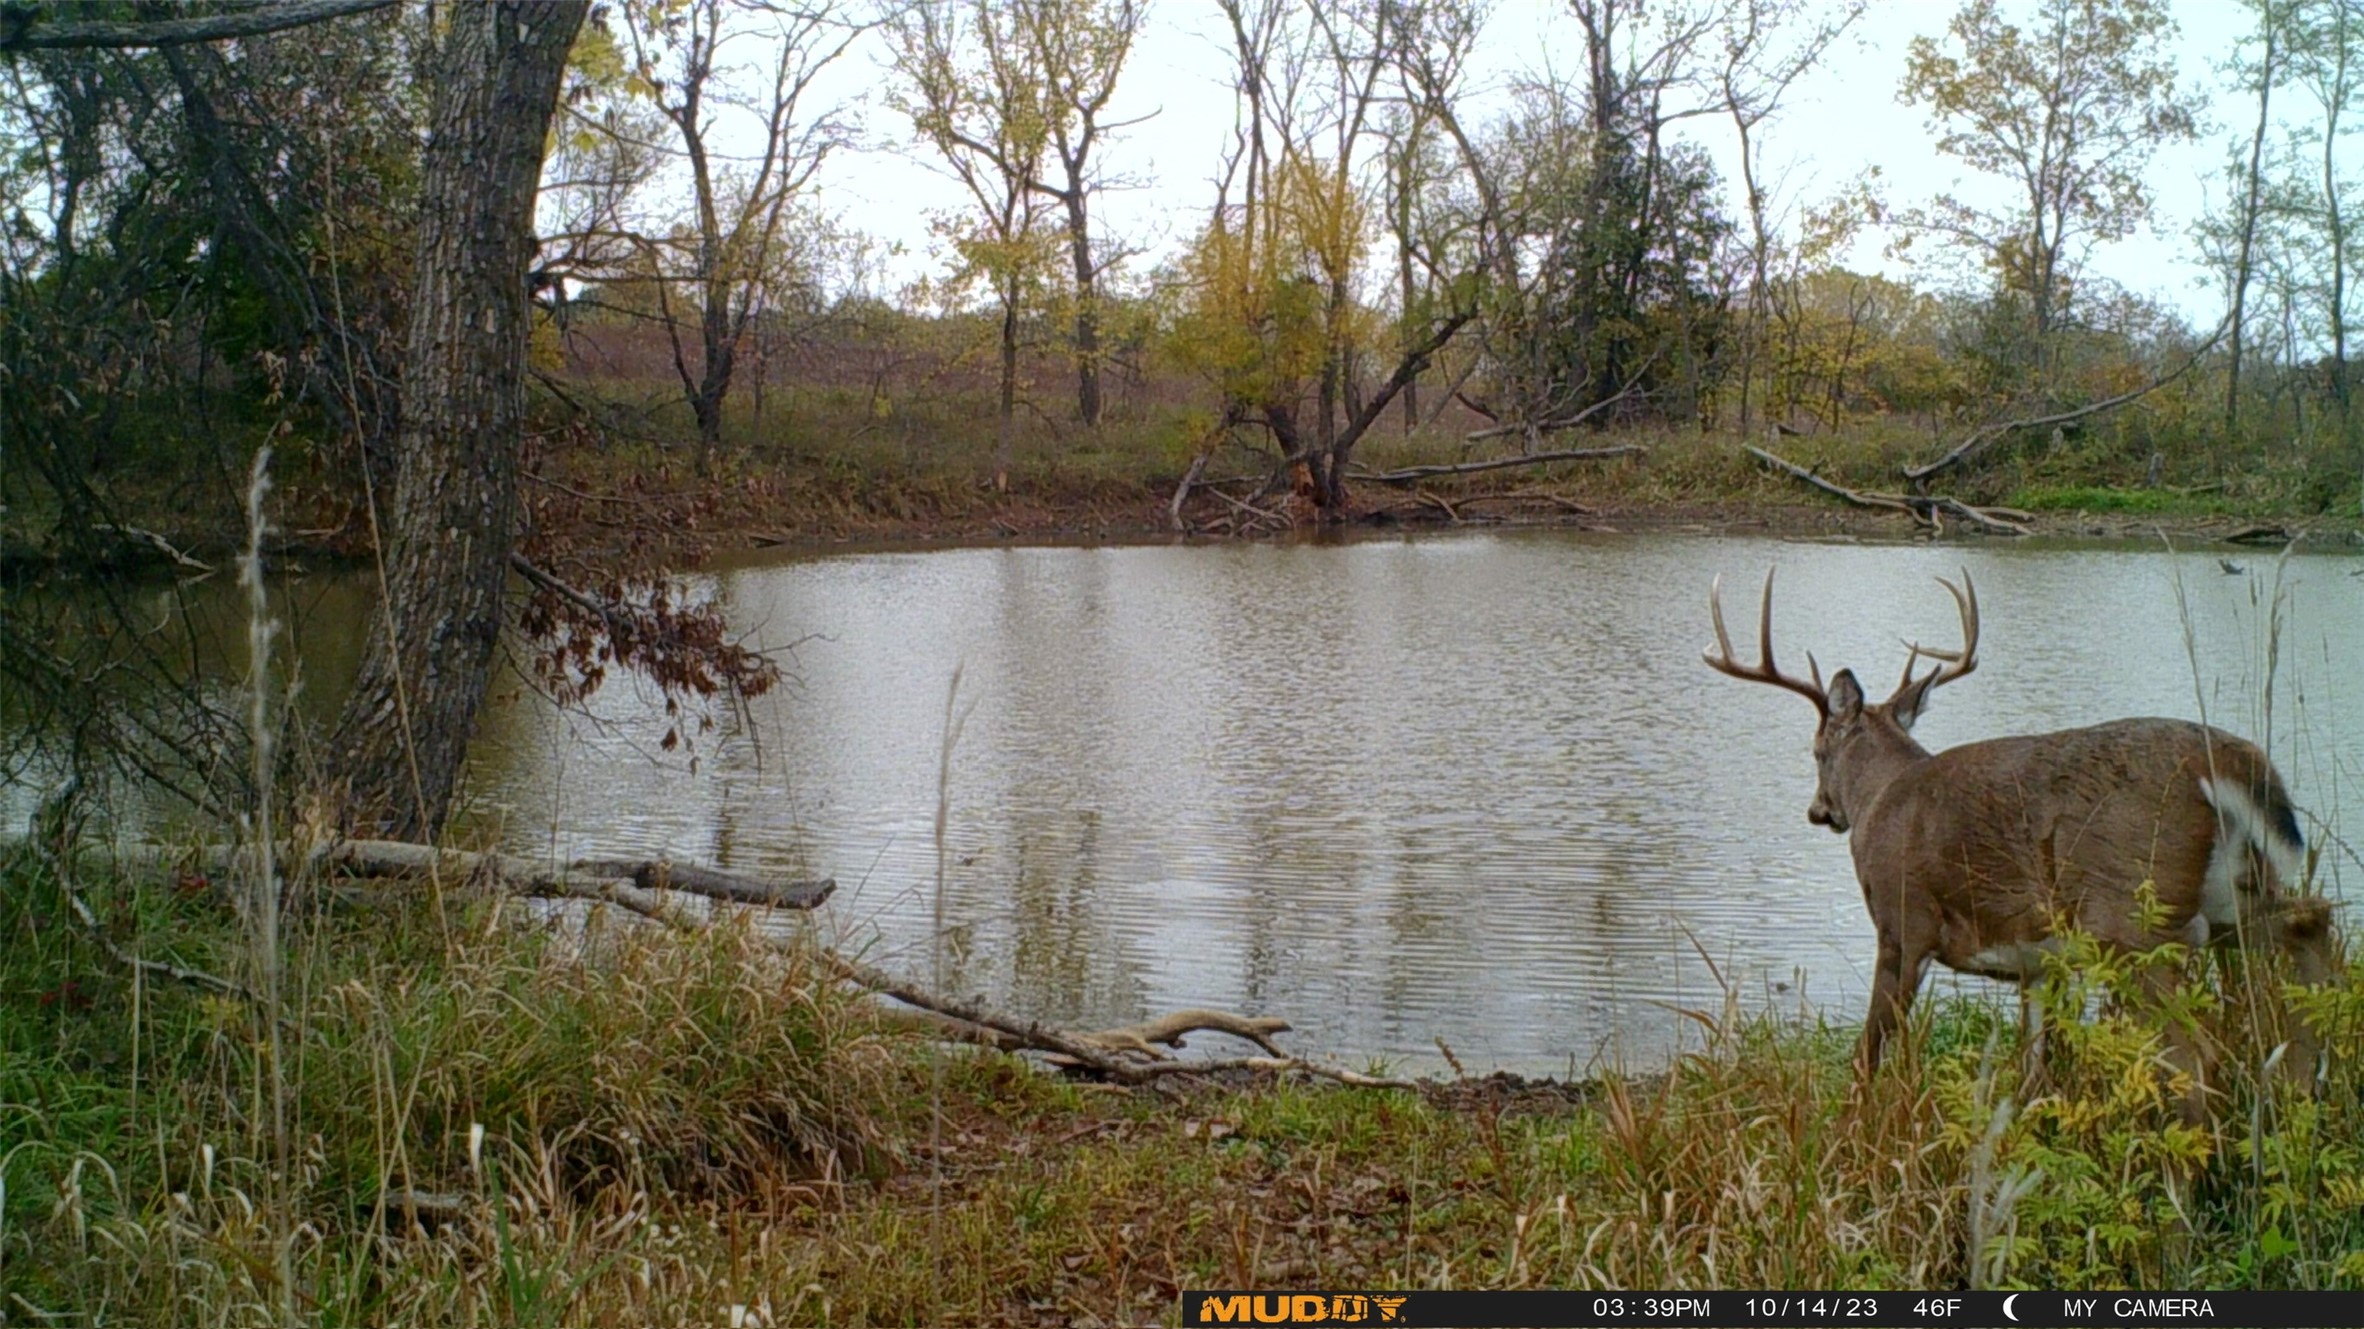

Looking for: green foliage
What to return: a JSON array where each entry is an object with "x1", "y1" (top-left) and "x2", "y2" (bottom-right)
[{"x1": 2006, "y1": 484, "x2": 2230, "y2": 514}]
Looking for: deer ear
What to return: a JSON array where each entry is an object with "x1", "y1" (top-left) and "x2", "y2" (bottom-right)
[
  {"x1": 1828, "y1": 669, "x2": 1864, "y2": 723},
  {"x1": 1890, "y1": 670, "x2": 1936, "y2": 731}
]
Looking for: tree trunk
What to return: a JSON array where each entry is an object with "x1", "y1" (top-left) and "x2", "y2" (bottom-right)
[
  {"x1": 997, "y1": 282, "x2": 1018, "y2": 491},
  {"x1": 2325, "y1": 0, "x2": 2353, "y2": 488},
  {"x1": 326, "y1": 0, "x2": 587, "y2": 841},
  {"x1": 2229, "y1": 4, "x2": 2279, "y2": 435},
  {"x1": 1062, "y1": 189, "x2": 1102, "y2": 427}
]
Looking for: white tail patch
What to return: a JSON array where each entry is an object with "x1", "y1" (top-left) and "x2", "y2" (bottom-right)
[{"x1": 2198, "y1": 776, "x2": 2305, "y2": 928}]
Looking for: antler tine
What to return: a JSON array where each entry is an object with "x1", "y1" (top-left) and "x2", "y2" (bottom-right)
[
  {"x1": 1702, "y1": 567, "x2": 1829, "y2": 715},
  {"x1": 1708, "y1": 573, "x2": 1739, "y2": 664},
  {"x1": 1894, "y1": 570, "x2": 1980, "y2": 697}
]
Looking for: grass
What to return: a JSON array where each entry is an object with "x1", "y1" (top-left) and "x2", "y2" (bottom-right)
[
  {"x1": 6, "y1": 846, "x2": 2362, "y2": 1327},
  {"x1": 13, "y1": 370, "x2": 2359, "y2": 574},
  {"x1": 2005, "y1": 484, "x2": 2237, "y2": 517},
  {"x1": 515, "y1": 377, "x2": 2361, "y2": 557}
]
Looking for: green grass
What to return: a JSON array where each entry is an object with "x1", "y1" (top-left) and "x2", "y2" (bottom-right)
[
  {"x1": 2006, "y1": 484, "x2": 2237, "y2": 516},
  {"x1": 7, "y1": 845, "x2": 2363, "y2": 1326}
]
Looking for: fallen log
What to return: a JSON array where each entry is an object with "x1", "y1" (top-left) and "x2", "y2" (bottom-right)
[
  {"x1": 1746, "y1": 445, "x2": 2030, "y2": 536},
  {"x1": 2220, "y1": 523, "x2": 2294, "y2": 546},
  {"x1": 571, "y1": 857, "x2": 832, "y2": 909},
  {"x1": 113, "y1": 838, "x2": 835, "y2": 911},
  {"x1": 1357, "y1": 445, "x2": 1644, "y2": 485},
  {"x1": 100, "y1": 837, "x2": 1403, "y2": 1089},
  {"x1": 562, "y1": 881, "x2": 1406, "y2": 1088}
]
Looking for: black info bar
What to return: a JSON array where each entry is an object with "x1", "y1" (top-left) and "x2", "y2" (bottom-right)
[{"x1": 1180, "y1": 1291, "x2": 2363, "y2": 1328}]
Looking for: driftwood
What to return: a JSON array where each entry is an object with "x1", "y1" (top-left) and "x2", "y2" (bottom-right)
[
  {"x1": 1368, "y1": 490, "x2": 1595, "y2": 525},
  {"x1": 2220, "y1": 524, "x2": 2295, "y2": 546},
  {"x1": 114, "y1": 838, "x2": 835, "y2": 912},
  {"x1": 1358, "y1": 445, "x2": 1645, "y2": 486},
  {"x1": 1900, "y1": 323, "x2": 2229, "y2": 484},
  {"x1": 1747, "y1": 445, "x2": 2031, "y2": 536}
]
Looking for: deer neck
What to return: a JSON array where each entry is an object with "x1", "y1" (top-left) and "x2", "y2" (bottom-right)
[{"x1": 1832, "y1": 721, "x2": 1930, "y2": 831}]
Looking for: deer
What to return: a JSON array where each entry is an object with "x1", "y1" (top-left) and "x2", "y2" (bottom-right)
[{"x1": 1701, "y1": 567, "x2": 2338, "y2": 1111}]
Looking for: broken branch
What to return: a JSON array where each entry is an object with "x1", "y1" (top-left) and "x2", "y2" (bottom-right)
[
  {"x1": 1358, "y1": 446, "x2": 1645, "y2": 485},
  {"x1": 1900, "y1": 322, "x2": 2229, "y2": 483},
  {"x1": 1746, "y1": 445, "x2": 2029, "y2": 536}
]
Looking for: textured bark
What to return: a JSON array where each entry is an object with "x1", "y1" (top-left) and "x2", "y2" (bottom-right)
[
  {"x1": 1064, "y1": 188, "x2": 1103, "y2": 427},
  {"x1": 327, "y1": 0, "x2": 587, "y2": 839}
]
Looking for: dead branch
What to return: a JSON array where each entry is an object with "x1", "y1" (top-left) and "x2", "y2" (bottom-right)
[
  {"x1": 1462, "y1": 372, "x2": 1649, "y2": 444},
  {"x1": 1359, "y1": 446, "x2": 1645, "y2": 485},
  {"x1": 1074, "y1": 1008, "x2": 1293, "y2": 1058},
  {"x1": 1, "y1": 0, "x2": 396, "y2": 50},
  {"x1": 571, "y1": 857, "x2": 834, "y2": 909},
  {"x1": 1208, "y1": 486, "x2": 1290, "y2": 529},
  {"x1": 1746, "y1": 445, "x2": 2030, "y2": 536},
  {"x1": 1170, "y1": 454, "x2": 1210, "y2": 533},
  {"x1": 91, "y1": 523, "x2": 212, "y2": 572},
  {"x1": 33, "y1": 838, "x2": 252, "y2": 1001},
  {"x1": 1900, "y1": 323, "x2": 2229, "y2": 484},
  {"x1": 114, "y1": 839, "x2": 835, "y2": 912},
  {"x1": 1463, "y1": 489, "x2": 1593, "y2": 514}
]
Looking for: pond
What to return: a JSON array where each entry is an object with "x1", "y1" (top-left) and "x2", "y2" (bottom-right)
[
  {"x1": 10, "y1": 529, "x2": 2359, "y2": 1075},
  {"x1": 453, "y1": 530, "x2": 2364, "y2": 1076}
]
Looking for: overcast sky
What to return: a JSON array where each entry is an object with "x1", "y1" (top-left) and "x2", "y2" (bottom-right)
[{"x1": 749, "y1": 1, "x2": 2276, "y2": 325}]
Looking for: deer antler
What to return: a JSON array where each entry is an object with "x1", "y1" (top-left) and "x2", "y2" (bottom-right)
[
  {"x1": 1888, "y1": 571, "x2": 1980, "y2": 703},
  {"x1": 1703, "y1": 568, "x2": 1830, "y2": 717}
]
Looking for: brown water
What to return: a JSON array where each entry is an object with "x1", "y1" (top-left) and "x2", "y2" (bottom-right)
[
  {"x1": 449, "y1": 531, "x2": 2363, "y2": 1076},
  {"x1": 13, "y1": 531, "x2": 2360, "y2": 1074}
]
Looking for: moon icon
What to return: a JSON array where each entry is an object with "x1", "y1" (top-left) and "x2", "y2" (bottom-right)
[{"x1": 2003, "y1": 1294, "x2": 2021, "y2": 1321}]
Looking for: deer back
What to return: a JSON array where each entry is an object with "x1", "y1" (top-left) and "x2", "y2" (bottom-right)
[{"x1": 1848, "y1": 717, "x2": 2297, "y2": 973}]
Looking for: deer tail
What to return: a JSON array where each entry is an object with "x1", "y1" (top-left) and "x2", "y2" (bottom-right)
[{"x1": 2201, "y1": 772, "x2": 2306, "y2": 892}]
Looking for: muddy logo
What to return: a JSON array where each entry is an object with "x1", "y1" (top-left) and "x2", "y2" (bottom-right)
[{"x1": 1191, "y1": 1293, "x2": 1409, "y2": 1323}]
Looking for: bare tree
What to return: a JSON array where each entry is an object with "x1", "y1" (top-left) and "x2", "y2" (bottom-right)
[
  {"x1": 621, "y1": 0, "x2": 862, "y2": 471},
  {"x1": 1718, "y1": 0, "x2": 1866, "y2": 435},
  {"x1": 2226, "y1": 0, "x2": 2288, "y2": 434},
  {"x1": 2289, "y1": 0, "x2": 2361, "y2": 448}
]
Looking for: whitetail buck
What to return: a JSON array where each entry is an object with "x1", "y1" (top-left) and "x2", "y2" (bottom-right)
[{"x1": 1702, "y1": 568, "x2": 2337, "y2": 1104}]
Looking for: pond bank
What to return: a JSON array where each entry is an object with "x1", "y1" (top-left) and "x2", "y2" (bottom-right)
[{"x1": 9, "y1": 855, "x2": 2361, "y2": 1324}]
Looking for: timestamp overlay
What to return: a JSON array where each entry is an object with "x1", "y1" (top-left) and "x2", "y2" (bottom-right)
[{"x1": 1179, "y1": 1290, "x2": 2363, "y2": 1328}]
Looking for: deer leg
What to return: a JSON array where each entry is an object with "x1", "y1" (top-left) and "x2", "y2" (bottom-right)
[{"x1": 1858, "y1": 932, "x2": 1926, "y2": 1075}]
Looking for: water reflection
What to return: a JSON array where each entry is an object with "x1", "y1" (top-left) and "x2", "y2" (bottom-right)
[
  {"x1": 458, "y1": 532, "x2": 2363, "y2": 1076},
  {"x1": 14, "y1": 533, "x2": 2356, "y2": 1075}
]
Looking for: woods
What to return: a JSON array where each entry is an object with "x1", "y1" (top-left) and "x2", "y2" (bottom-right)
[{"x1": 0, "y1": 0, "x2": 2357, "y2": 865}]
